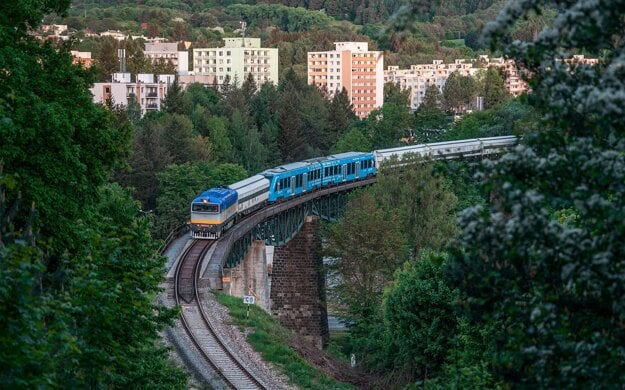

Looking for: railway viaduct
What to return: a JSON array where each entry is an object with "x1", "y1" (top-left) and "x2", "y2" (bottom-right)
[{"x1": 181, "y1": 137, "x2": 518, "y2": 349}]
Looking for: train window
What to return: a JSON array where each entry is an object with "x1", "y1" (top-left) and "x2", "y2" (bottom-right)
[{"x1": 192, "y1": 203, "x2": 219, "y2": 213}]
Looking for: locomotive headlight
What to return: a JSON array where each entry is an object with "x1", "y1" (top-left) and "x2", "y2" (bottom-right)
[{"x1": 202, "y1": 199, "x2": 208, "y2": 203}]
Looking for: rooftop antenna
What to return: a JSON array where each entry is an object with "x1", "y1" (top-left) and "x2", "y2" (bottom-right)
[
  {"x1": 118, "y1": 48, "x2": 126, "y2": 73},
  {"x1": 240, "y1": 21, "x2": 246, "y2": 47}
]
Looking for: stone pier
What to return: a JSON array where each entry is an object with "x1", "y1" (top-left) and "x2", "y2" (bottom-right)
[
  {"x1": 270, "y1": 215, "x2": 329, "y2": 349},
  {"x1": 227, "y1": 240, "x2": 271, "y2": 312}
]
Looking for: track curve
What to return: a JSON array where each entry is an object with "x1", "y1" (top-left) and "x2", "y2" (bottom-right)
[{"x1": 174, "y1": 239, "x2": 268, "y2": 390}]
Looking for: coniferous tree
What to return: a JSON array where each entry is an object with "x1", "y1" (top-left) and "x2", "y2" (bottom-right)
[
  {"x1": 327, "y1": 87, "x2": 356, "y2": 148},
  {"x1": 481, "y1": 66, "x2": 508, "y2": 109},
  {"x1": 278, "y1": 85, "x2": 307, "y2": 162},
  {"x1": 414, "y1": 84, "x2": 448, "y2": 142},
  {"x1": 162, "y1": 78, "x2": 187, "y2": 115},
  {"x1": 126, "y1": 120, "x2": 173, "y2": 209},
  {"x1": 97, "y1": 36, "x2": 119, "y2": 80}
]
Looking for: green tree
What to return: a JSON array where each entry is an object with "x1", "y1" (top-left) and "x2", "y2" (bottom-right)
[
  {"x1": 159, "y1": 113, "x2": 211, "y2": 163},
  {"x1": 124, "y1": 38, "x2": 152, "y2": 75},
  {"x1": 414, "y1": 84, "x2": 449, "y2": 142},
  {"x1": 0, "y1": 1, "x2": 187, "y2": 384},
  {"x1": 300, "y1": 85, "x2": 330, "y2": 153},
  {"x1": 326, "y1": 88, "x2": 357, "y2": 149},
  {"x1": 205, "y1": 116, "x2": 233, "y2": 163},
  {"x1": 480, "y1": 66, "x2": 508, "y2": 109},
  {"x1": 162, "y1": 79, "x2": 188, "y2": 115},
  {"x1": 325, "y1": 190, "x2": 407, "y2": 324},
  {"x1": 64, "y1": 184, "x2": 188, "y2": 387},
  {"x1": 448, "y1": 0, "x2": 625, "y2": 386},
  {"x1": 96, "y1": 36, "x2": 119, "y2": 80},
  {"x1": 278, "y1": 84, "x2": 307, "y2": 162},
  {"x1": 375, "y1": 156, "x2": 458, "y2": 257},
  {"x1": 124, "y1": 119, "x2": 173, "y2": 210},
  {"x1": 154, "y1": 162, "x2": 247, "y2": 237},
  {"x1": 331, "y1": 126, "x2": 372, "y2": 153},
  {"x1": 443, "y1": 71, "x2": 477, "y2": 114},
  {"x1": 384, "y1": 252, "x2": 459, "y2": 381}
]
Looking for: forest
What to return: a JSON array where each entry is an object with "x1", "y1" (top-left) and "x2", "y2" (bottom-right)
[{"x1": 47, "y1": 0, "x2": 551, "y2": 80}]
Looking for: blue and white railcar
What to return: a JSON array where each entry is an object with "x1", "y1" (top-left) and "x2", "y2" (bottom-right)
[
  {"x1": 320, "y1": 152, "x2": 376, "y2": 186},
  {"x1": 190, "y1": 187, "x2": 238, "y2": 239},
  {"x1": 262, "y1": 161, "x2": 317, "y2": 202},
  {"x1": 228, "y1": 175, "x2": 270, "y2": 215}
]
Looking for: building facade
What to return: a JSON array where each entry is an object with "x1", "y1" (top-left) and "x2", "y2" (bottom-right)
[
  {"x1": 90, "y1": 73, "x2": 174, "y2": 115},
  {"x1": 71, "y1": 51, "x2": 94, "y2": 67},
  {"x1": 385, "y1": 59, "x2": 481, "y2": 112},
  {"x1": 193, "y1": 38, "x2": 279, "y2": 87},
  {"x1": 385, "y1": 55, "x2": 599, "y2": 112},
  {"x1": 307, "y1": 42, "x2": 384, "y2": 119},
  {"x1": 144, "y1": 42, "x2": 189, "y2": 75}
]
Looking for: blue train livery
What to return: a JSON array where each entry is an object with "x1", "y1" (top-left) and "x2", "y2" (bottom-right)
[{"x1": 261, "y1": 152, "x2": 376, "y2": 202}]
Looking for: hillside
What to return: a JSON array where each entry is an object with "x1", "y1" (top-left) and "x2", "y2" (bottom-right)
[{"x1": 46, "y1": 0, "x2": 521, "y2": 72}]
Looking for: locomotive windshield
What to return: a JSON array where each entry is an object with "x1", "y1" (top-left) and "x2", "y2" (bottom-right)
[{"x1": 192, "y1": 203, "x2": 219, "y2": 213}]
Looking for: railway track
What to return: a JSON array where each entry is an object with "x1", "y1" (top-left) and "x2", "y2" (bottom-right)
[{"x1": 174, "y1": 239, "x2": 268, "y2": 390}]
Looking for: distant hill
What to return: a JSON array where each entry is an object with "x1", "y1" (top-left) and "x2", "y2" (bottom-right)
[{"x1": 51, "y1": 0, "x2": 550, "y2": 73}]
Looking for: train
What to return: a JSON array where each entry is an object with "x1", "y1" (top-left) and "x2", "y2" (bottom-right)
[{"x1": 189, "y1": 136, "x2": 517, "y2": 239}]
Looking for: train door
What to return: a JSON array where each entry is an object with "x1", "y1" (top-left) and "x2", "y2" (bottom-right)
[
  {"x1": 342, "y1": 164, "x2": 347, "y2": 182},
  {"x1": 291, "y1": 176, "x2": 295, "y2": 195},
  {"x1": 303, "y1": 172, "x2": 307, "y2": 192},
  {"x1": 355, "y1": 161, "x2": 360, "y2": 179}
]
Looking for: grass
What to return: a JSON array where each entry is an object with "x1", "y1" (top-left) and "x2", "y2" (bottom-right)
[
  {"x1": 326, "y1": 330, "x2": 351, "y2": 363},
  {"x1": 215, "y1": 292, "x2": 355, "y2": 390}
]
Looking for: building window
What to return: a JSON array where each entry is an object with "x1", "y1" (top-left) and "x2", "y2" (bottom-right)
[{"x1": 226, "y1": 51, "x2": 231, "y2": 56}]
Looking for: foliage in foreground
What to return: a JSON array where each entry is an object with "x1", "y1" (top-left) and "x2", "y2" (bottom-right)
[
  {"x1": 0, "y1": 1, "x2": 188, "y2": 386},
  {"x1": 215, "y1": 293, "x2": 354, "y2": 390}
]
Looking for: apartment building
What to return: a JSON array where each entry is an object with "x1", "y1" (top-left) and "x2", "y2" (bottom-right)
[
  {"x1": 307, "y1": 42, "x2": 384, "y2": 119},
  {"x1": 385, "y1": 59, "x2": 480, "y2": 111},
  {"x1": 386, "y1": 55, "x2": 599, "y2": 111},
  {"x1": 90, "y1": 73, "x2": 174, "y2": 116},
  {"x1": 193, "y1": 38, "x2": 279, "y2": 87},
  {"x1": 144, "y1": 42, "x2": 189, "y2": 75}
]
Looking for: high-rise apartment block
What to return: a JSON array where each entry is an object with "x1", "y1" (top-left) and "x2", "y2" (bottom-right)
[
  {"x1": 144, "y1": 42, "x2": 189, "y2": 75},
  {"x1": 308, "y1": 42, "x2": 384, "y2": 119},
  {"x1": 193, "y1": 38, "x2": 279, "y2": 87}
]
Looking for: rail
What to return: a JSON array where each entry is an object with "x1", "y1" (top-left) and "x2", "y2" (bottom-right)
[{"x1": 174, "y1": 239, "x2": 268, "y2": 389}]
